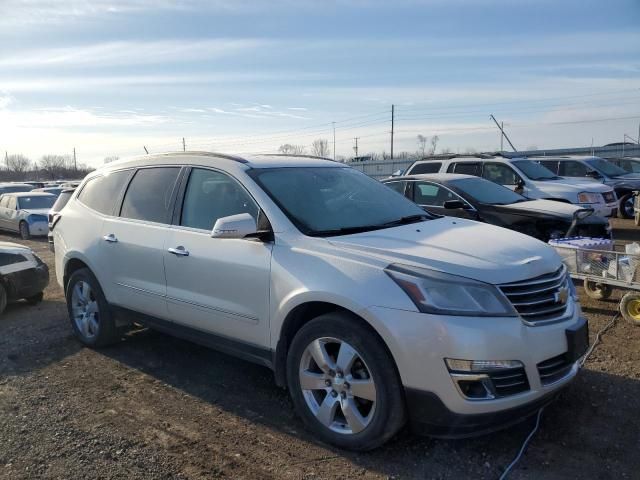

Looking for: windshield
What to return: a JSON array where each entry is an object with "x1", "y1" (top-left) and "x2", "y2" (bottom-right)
[
  {"x1": 512, "y1": 160, "x2": 559, "y2": 180},
  {"x1": 17, "y1": 195, "x2": 56, "y2": 210},
  {"x1": 250, "y1": 167, "x2": 431, "y2": 236},
  {"x1": 449, "y1": 177, "x2": 527, "y2": 205},
  {"x1": 586, "y1": 158, "x2": 628, "y2": 177}
]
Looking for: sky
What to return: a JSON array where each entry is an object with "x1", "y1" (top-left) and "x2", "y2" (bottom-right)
[{"x1": 0, "y1": 0, "x2": 639, "y2": 167}]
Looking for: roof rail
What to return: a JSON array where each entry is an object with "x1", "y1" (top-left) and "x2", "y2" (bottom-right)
[
  {"x1": 146, "y1": 151, "x2": 249, "y2": 164},
  {"x1": 418, "y1": 153, "x2": 498, "y2": 161},
  {"x1": 262, "y1": 153, "x2": 336, "y2": 162}
]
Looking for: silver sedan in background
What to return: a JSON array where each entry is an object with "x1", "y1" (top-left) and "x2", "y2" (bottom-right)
[{"x1": 0, "y1": 192, "x2": 57, "y2": 239}]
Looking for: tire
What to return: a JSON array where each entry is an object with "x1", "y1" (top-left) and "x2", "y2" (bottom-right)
[
  {"x1": 286, "y1": 312, "x2": 406, "y2": 451},
  {"x1": 619, "y1": 292, "x2": 640, "y2": 326},
  {"x1": 618, "y1": 194, "x2": 634, "y2": 219},
  {"x1": 19, "y1": 221, "x2": 31, "y2": 240},
  {"x1": 66, "y1": 268, "x2": 119, "y2": 347},
  {"x1": 583, "y1": 279, "x2": 613, "y2": 300},
  {"x1": 25, "y1": 291, "x2": 44, "y2": 305},
  {"x1": 0, "y1": 284, "x2": 7, "y2": 315}
]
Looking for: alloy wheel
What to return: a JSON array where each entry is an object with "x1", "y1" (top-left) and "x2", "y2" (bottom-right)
[
  {"x1": 71, "y1": 281, "x2": 100, "y2": 339},
  {"x1": 299, "y1": 337, "x2": 377, "y2": 435}
]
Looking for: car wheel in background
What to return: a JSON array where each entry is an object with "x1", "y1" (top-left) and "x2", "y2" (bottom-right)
[
  {"x1": 583, "y1": 279, "x2": 613, "y2": 300},
  {"x1": 618, "y1": 194, "x2": 634, "y2": 219},
  {"x1": 286, "y1": 312, "x2": 406, "y2": 451},
  {"x1": 620, "y1": 292, "x2": 640, "y2": 326},
  {"x1": 66, "y1": 268, "x2": 119, "y2": 347},
  {"x1": 19, "y1": 221, "x2": 31, "y2": 240}
]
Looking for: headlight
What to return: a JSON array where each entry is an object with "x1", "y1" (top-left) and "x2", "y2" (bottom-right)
[
  {"x1": 575, "y1": 208, "x2": 593, "y2": 220},
  {"x1": 385, "y1": 264, "x2": 517, "y2": 317},
  {"x1": 577, "y1": 192, "x2": 602, "y2": 204}
]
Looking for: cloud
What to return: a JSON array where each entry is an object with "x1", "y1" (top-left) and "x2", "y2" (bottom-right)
[{"x1": 287, "y1": 107, "x2": 308, "y2": 111}]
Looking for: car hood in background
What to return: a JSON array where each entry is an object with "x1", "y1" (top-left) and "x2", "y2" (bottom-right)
[
  {"x1": 543, "y1": 179, "x2": 612, "y2": 193},
  {"x1": 496, "y1": 199, "x2": 579, "y2": 218},
  {"x1": 21, "y1": 209, "x2": 50, "y2": 217},
  {"x1": 328, "y1": 218, "x2": 560, "y2": 285}
]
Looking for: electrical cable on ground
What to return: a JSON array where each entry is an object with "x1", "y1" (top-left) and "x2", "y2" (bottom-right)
[{"x1": 498, "y1": 312, "x2": 619, "y2": 479}]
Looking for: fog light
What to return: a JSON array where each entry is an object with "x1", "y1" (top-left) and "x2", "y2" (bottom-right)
[{"x1": 445, "y1": 358, "x2": 523, "y2": 372}]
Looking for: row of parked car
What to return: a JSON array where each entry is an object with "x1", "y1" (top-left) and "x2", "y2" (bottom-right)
[{"x1": 49, "y1": 151, "x2": 591, "y2": 451}]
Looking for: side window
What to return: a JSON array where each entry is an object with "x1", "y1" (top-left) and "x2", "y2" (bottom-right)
[
  {"x1": 120, "y1": 167, "x2": 181, "y2": 224},
  {"x1": 7, "y1": 196, "x2": 16, "y2": 210},
  {"x1": 0, "y1": 196, "x2": 8, "y2": 208},
  {"x1": 538, "y1": 160, "x2": 559, "y2": 174},
  {"x1": 413, "y1": 182, "x2": 459, "y2": 207},
  {"x1": 77, "y1": 170, "x2": 132, "y2": 215},
  {"x1": 451, "y1": 163, "x2": 481, "y2": 176},
  {"x1": 559, "y1": 161, "x2": 588, "y2": 177},
  {"x1": 385, "y1": 181, "x2": 407, "y2": 195},
  {"x1": 482, "y1": 163, "x2": 520, "y2": 185},
  {"x1": 410, "y1": 162, "x2": 442, "y2": 174},
  {"x1": 180, "y1": 168, "x2": 259, "y2": 231}
]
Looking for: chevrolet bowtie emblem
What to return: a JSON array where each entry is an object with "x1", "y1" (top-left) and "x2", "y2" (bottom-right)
[{"x1": 555, "y1": 287, "x2": 569, "y2": 305}]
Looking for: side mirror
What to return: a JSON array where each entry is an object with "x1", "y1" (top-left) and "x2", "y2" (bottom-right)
[
  {"x1": 586, "y1": 170, "x2": 601, "y2": 178},
  {"x1": 443, "y1": 199, "x2": 465, "y2": 209},
  {"x1": 211, "y1": 213, "x2": 258, "y2": 239}
]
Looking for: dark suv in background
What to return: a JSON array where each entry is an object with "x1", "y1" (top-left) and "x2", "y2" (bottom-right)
[{"x1": 533, "y1": 156, "x2": 640, "y2": 218}]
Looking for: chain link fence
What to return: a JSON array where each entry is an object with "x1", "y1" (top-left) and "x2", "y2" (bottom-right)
[{"x1": 345, "y1": 159, "x2": 414, "y2": 180}]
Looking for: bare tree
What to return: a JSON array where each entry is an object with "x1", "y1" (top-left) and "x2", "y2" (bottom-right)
[
  {"x1": 429, "y1": 135, "x2": 439, "y2": 154},
  {"x1": 416, "y1": 135, "x2": 428, "y2": 157},
  {"x1": 5, "y1": 154, "x2": 31, "y2": 173},
  {"x1": 104, "y1": 156, "x2": 119, "y2": 164},
  {"x1": 39, "y1": 155, "x2": 70, "y2": 179},
  {"x1": 278, "y1": 144, "x2": 306, "y2": 155},
  {"x1": 311, "y1": 139, "x2": 330, "y2": 157}
]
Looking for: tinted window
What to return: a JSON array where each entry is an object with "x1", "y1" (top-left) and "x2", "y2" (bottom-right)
[
  {"x1": 181, "y1": 168, "x2": 258, "y2": 231},
  {"x1": 0, "y1": 185, "x2": 31, "y2": 194},
  {"x1": 51, "y1": 191, "x2": 74, "y2": 213},
  {"x1": 0, "y1": 252, "x2": 27, "y2": 266},
  {"x1": 410, "y1": 162, "x2": 442, "y2": 174},
  {"x1": 78, "y1": 170, "x2": 132, "y2": 215},
  {"x1": 585, "y1": 158, "x2": 628, "y2": 177},
  {"x1": 450, "y1": 177, "x2": 526, "y2": 205},
  {"x1": 120, "y1": 167, "x2": 180, "y2": 224},
  {"x1": 511, "y1": 160, "x2": 558, "y2": 180},
  {"x1": 413, "y1": 182, "x2": 460, "y2": 207},
  {"x1": 559, "y1": 161, "x2": 589, "y2": 177},
  {"x1": 482, "y1": 163, "x2": 520, "y2": 185},
  {"x1": 17, "y1": 195, "x2": 56, "y2": 210},
  {"x1": 538, "y1": 160, "x2": 559, "y2": 174},
  {"x1": 451, "y1": 163, "x2": 481, "y2": 176},
  {"x1": 385, "y1": 181, "x2": 407, "y2": 195}
]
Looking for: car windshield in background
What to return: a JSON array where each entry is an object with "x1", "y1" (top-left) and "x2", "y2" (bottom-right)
[
  {"x1": 18, "y1": 195, "x2": 56, "y2": 210},
  {"x1": 449, "y1": 177, "x2": 527, "y2": 205},
  {"x1": 250, "y1": 167, "x2": 431, "y2": 236},
  {"x1": 512, "y1": 160, "x2": 559, "y2": 180},
  {"x1": 586, "y1": 158, "x2": 628, "y2": 177}
]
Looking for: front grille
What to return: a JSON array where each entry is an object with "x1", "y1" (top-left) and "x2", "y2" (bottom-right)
[
  {"x1": 499, "y1": 266, "x2": 570, "y2": 326},
  {"x1": 537, "y1": 354, "x2": 573, "y2": 385},
  {"x1": 488, "y1": 367, "x2": 530, "y2": 397},
  {"x1": 603, "y1": 191, "x2": 616, "y2": 203}
]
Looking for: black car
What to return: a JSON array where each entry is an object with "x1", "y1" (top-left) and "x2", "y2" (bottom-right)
[{"x1": 383, "y1": 173, "x2": 610, "y2": 241}]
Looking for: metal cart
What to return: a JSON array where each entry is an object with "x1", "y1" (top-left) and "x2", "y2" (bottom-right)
[{"x1": 553, "y1": 242, "x2": 640, "y2": 325}]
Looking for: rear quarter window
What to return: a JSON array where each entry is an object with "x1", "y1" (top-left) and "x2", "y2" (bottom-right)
[
  {"x1": 77, "y1": 170, "x2": 132, "y2": 215},
  {"x1": 409, "y1": 162, "x2": 442, "y2": 174},
  {"x1": 119, "y1": 167, "x2": 181, "y2": 224}
]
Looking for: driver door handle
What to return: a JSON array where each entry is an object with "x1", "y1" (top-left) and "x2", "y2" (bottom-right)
[
  {"x1": 168, "y1": 246, "x2": 189, "y2": 257},
  {"x1": 103, "y1": 234, "x2": 118, "y2": 243}
]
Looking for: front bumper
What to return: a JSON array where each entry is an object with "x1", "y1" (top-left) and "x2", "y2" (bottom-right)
[
  {"x1": 588, "y1": 202, "x2": 618, "y2": 217},
  {"x1": 361, "y1": 302, "x2": 585, "y2": 432},
  {"x1": 4, "y1": 263, "x2": 49, "y2": 300},
  {"x1": 27, "y1": 220, "x2": 48, "y2": 236}
]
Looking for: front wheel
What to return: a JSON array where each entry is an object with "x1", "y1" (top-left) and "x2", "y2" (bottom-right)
[
  {"x1": 584, "y1": 279, "x2": 613, "y2": 300},
  {"x1": 66, "y1": 268, "x2": 119, "y2": 347},
  {"x1": 286, "y1": 312, "x2": 406, "y2": 451},
  {"x1": 620, "y1": 292, "x2": 640, "y2": 326},
  {"x1": 618, "y1": 194, "x2": 634, "y2": 219},
  {"x1": 19, "y1": 221, "x2": 31, "y2": 240}
]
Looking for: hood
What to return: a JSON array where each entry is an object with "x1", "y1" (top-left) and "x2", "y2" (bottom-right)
[
  {"x1": 0, "y1": 241, "x2": 31, "y2": 252},
  {"x1": 327, "y1": 218, "x2": 561, "y2": 284},
  {"x1": 497, "y1": 199, "x2": 580, "y2": 218},
  {"x1": 21, "y1": 208, "x2": 50, "y2": 216},
  {"x1": 543, "y1": 178, "x2": 611, "y2": 193},
  {"x1": 607, "y1": 175, "x2": 640, "y2": 189}
]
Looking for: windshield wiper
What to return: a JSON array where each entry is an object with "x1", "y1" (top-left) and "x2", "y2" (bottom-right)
[
  {"x1": 309, "y1": 214, "x2": 430, "y2": 237},
  {"x1": 380, "y1": 214, "x2": 431, "y2": 227}
]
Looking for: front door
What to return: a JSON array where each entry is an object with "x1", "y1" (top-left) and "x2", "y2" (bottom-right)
[
  {"x1": 411, "y1": 181, "x2": 477, "y2": 219},
  {"x1": 164, "y1": 167, "x2": 272, "y2": 348}
]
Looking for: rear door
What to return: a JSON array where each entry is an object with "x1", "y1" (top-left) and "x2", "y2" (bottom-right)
[
  {"x1": 482, "y1": 162, "x2": 523, "y2": 193},
  {"x1": 0, "y1": 195, "x2": 11, "y2": 230},
  {"x1": 448, "y1": 162, "x2": 481, "y2": 177},
  {"x1": 4, "y1": 196, "x2": 19, "y2": 231},
  {"x1": 412, "y1": 180, "x2": 476, "y2": 219},
  {"x1": 98, "y1": 167, "x2": 182, "y2": 319}
]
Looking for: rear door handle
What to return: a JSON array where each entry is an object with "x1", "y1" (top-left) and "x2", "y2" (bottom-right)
[
  {"x1": 168, "y1": 246, "x2": 189, "y2": 256},
  {"x1": 103, "y1": 234, "x2": 118, "y2": 243}
]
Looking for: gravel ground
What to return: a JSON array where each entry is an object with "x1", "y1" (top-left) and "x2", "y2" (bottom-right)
[{"x1": 1, "y1": 220, "x2": 639, "y2": 479}]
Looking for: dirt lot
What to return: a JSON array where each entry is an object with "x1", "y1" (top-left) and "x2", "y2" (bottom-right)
[{"x1": 1, "y1": 221, "x2": 639, "y2": 480}]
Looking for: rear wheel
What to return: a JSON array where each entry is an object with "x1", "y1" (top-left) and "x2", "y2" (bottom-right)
[
  {"x1": 583, "y1": 279, "x2": 613, "y2": 300},
  {"x1": 66, "y1": 268, "x2": 119, "y2": 347},
  {"x1": 286, "y1": 312, "x2": 406, "y2": 451},
  {"x1": 618, "y1": 194, "x2": 634, "y2": 219},
  {"x1": 620, "y1": 292, "x2": 640, "y2": 326},
  {"x1": 19, "y1": 221, "x2": 31, "y2": 240}
]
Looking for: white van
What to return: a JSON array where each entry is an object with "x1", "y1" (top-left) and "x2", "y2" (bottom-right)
[
  {"x1": 54, "y1": 152, "x2": 588, "y2": 450},
  {"x1": 406, "y1": 156, "x2": 618, "y2": 217}
]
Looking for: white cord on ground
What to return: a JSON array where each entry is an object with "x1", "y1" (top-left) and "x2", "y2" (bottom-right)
[
  {"x1": 498, "y1": 312, "x2": 619, "y2": 479},
  {"x1": 498, "y1": 406, "x2": 544, "y2": 480}
]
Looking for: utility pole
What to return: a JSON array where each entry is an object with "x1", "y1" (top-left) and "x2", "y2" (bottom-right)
[
  {"x1": 73, "y1": 147, "x2": 77, "y2": 171},
  {"x1": 353, "y1": 137, "x2": 359, "y2": 158},
  {"x1": 4, "y1": 151, "x2": 8, "y2": 168},
  {"x1": 390, "y1": 104, "x2": 395, "y2": 160},
  {"x1": 332, "y1": 122, "x2": 336, "y2": 161},
  {"x1": 500, "y1": 122, "x2": 504, "y2": 152},
  {"x1": 489, "y1": 115, "x2": 517, "y2": 152},
  {"x1": 182, "y1": 137, "x2": 186, "y2": 152},
  {"x1": 144, "y1": 146, "x2": 149, "y2": 154}
]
